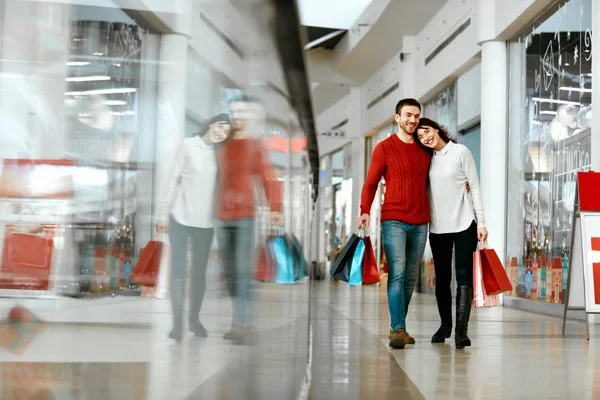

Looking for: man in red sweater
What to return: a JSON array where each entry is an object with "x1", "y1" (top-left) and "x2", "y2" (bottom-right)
[
  {"x1": 358, "y1": 98, "x2": 430, "y2": 350},
  {"x1": 216, "y1": 95, "x2": 282, "y2": 344}
]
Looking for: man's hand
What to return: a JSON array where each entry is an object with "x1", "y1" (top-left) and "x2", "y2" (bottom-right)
[
  {"x1": 270, "y1": 211, "x2": 284, "y2": 225},
  {"x1": 357, "y1": 214, "x2": 370, "y2": 229},
  {"x1": 466, "y1": 182, "x2": 471, "y2": 193},
  {"x1": 155, "y1": 219, "x2": 168, "y2": 234},
  {"x1": 477, "y1": 227, "x2": 488, "y2": 242}
]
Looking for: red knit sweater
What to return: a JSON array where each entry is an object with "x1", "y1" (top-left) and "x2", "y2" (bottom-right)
[
  {"x1": 360, "y1": 135, "x2": 431, "y2": 225},
  {"x1": 216, "y1": 138, "x2": 282, "y2": 220}
]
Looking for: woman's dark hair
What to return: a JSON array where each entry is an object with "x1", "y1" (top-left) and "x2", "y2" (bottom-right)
[
  {"x1": 414, "y1": 118, "x2": 456, "y2": 151},
  {"x1": 198, "y1": 113, "x2": 230, "y2": 137}
]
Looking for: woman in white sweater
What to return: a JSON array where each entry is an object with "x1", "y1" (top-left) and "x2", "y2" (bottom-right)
[
  {"x1": 415, "y1": 118, "x2": 488, "y2": 349},
  {"x1": 155, "y1": 114, "x2": 231, "y2": 342}
]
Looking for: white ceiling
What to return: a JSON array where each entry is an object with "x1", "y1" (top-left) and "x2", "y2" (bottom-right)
[{"x1": 297, "y1": 0, "x2": 373, "y2": 29}]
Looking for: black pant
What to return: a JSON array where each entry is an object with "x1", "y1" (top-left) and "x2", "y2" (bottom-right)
[
  {"x1": 429, "y1": 221, "x2": 478, "y2": 289},
  {"x1": 169, "y1": 217, "x2": 214, "y2": 320}
]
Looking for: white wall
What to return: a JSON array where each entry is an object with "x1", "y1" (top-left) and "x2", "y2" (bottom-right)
[
  {"x1": 414, "y1": 0, "x2": 481, "y2": 101},
  {"x1": 456, "y1": 62, "x2": 482, "y2": 130},
  {"x1": 363, "y1": 55, "x2": 402, "y2": 131}
]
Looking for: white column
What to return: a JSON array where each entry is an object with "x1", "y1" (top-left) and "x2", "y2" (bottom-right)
[
  {"x1": 348, "y1": 86, "x2": 365, "y2": 231},
  {"x1": 592, "y1": 0, "x2": 600, "y2": 171},
  {"x1": 480, "y1": 41, "x2": 508, "y2": 260}
]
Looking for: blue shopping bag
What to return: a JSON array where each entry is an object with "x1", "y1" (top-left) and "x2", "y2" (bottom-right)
[
  {"x1": 348, "y1": 238, "x2": 365, "y2": 286},
  {"x1": 272, "y1": 237, "x2": 295, "y2": 284}
]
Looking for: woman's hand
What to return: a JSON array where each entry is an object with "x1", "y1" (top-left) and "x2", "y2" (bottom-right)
[
  {"x1": 357, "y1": 214, "x2": 370, "y2": 229},
  {"x1": 477, "y1": 227, "x2": 488, "y2": 242},
  {"x1": 155, "y1": 219, "x2": 169, "y2": 234}
]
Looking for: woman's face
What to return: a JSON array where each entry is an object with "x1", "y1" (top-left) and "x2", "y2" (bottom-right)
[
  {"x1": 206, "y1": 121, "x2": 231, "y2": 144},
  {"x1": 416, "y1": 125, "x2": 441, "y2": 149}
]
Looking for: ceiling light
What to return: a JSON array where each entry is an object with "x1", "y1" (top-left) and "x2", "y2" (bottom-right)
[
  {"x1": 111, "y1": 111, "x2": 135, "y2": 116},
  {"x1": 66, "y1": 88, "x2": 137, "y2": 96},
  {"x1": 532, "y1": 97, "x2": 580, "y2": 106},
  {"x1": 105, "y1": 100, "x2": 127, "y2": 106},
  {"x1": 540, "y1": 111, "x2": 557, "y2": 115},
  {"x1": 92, "y1": 52, "x2": 104, "y2": 56},
  {"x1": 66, "y1": 61, "x2": 90, "y2": 66},
  {"x1": 66, "y1": 76, "x2": 111, "y2": 82},
  {"x1": 113, "y1": 63, "x2": 121, "y2": 67},
  {"x1": 559, "y1": 86, "x2": 592, "y2": 93}
]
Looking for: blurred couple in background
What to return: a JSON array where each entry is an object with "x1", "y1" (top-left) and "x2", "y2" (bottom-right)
[{"x1": 156, "y1": 95, "x2": 282, "y2": 343}]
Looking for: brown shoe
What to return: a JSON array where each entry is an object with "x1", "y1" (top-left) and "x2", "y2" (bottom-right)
[
  {"x1": 389, "y1": 329, "x2": 406, "y2": 349},
  {"x1": 404, "y1": 330, "x2": 416, "y2": 344}
]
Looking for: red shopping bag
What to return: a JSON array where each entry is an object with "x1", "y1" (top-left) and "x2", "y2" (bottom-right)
[
  {"x1": 473, "y1": 248, "x2": 500, "y2": 307},
  {"x1": 480, "y1": 244, "x2": 512, "y2": 295},
  {"x1": 362, "y1": 236, "x2": 380, "y2": 284},
  {"x1": 255, "y1": 236, "x2": 276, "y2": 282},
  {"x1": 0, "y1": 225, "x2": 55, "y2": 290},
  {"x1": 131, "y1": 241, "x2": 163, "y2": 287}
]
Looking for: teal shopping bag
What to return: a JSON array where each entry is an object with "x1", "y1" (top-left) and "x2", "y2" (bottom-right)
[
  {"x1": 272, "y1": 237, "x2": 295, "y2": 284},
  {"x1": 348, "y1": 238, "x2": 365, "y2": 286}
]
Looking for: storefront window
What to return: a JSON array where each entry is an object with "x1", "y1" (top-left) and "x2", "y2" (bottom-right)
[
  {"x1": 422, "y1": 83, "x2": 458, "y2": 137},
  {"x1": 506, "y1": 0, "x2": 592, "y2": 304}
]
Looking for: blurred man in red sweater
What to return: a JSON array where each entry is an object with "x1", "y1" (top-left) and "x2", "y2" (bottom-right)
[
  {"x1": 358, "y1": 98, "x2": 430, "y2": 350},
  {"x1": 216, "y1": 95, "x2": 282, "y2": 344}
]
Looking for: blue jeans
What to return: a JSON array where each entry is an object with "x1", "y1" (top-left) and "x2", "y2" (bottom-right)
[
  {"x1": 216, "y1": 218, "x2": 255, "y2": 327},
  {"x1": 382, "y1": 221, "x2": 428, "y2": 332}
]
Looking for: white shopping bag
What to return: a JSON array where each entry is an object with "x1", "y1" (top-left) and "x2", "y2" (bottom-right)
[{"x1": 473, "y1": 243, "x2": 500, "y2": 308}]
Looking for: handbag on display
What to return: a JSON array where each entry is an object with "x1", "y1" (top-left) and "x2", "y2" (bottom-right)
[
  {"x1": 473, "y1": 243, "x2": 500, "y2": 308},
  {"x1": 479, "y1": 242, "x2": 512, "y2": 295},
  {"x1": 331, "y1": 233, "x2": 360, "y2": 282},
  {"x1": 0, "y1": 225, "x2": 56, "y2": 290},
  {"x1": 362, "y1": 236, "x2": 380, "y2": 285}
]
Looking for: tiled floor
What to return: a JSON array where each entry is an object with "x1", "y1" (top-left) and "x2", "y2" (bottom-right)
[{"x1": 0, "y1": 278, "x2": 598, "y2": 399}]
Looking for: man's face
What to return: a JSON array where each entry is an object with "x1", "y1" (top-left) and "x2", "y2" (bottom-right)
[
  {"x1": 395, "y1": 105, "x2": 421, "y2": 135},
  {"x1": 229, "y1": 101, "x2": 252, "y2": 131}
]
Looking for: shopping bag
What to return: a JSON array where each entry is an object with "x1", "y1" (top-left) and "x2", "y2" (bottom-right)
[
  {"x1": 331, "y1": 234, "x2": 360, "y2": 282},
  {"x1": 131, "y1": 240, "x2": 163, "y2": 287},
  {"x1": 480, "y1": 243, "x2": 512, "y2": 295},
  {"x1": 362, "y1": 236, "x2": 380, "y2": 284},
  {"x1": 255, "y1": 236, "x2": 276, "y2": 282},
  {"x1": 348, "y1": 238, "x2": 365, "y2": 286},
  {"x1": 287, "y1": 234, "x2": 308, "y2": 281},
  {"x1": 473, "y1": 245, "x2": 500, "y2": 307},
  {"x1": 0, "y1": 225, "x2": 55, "y2": 290},
  {"x1": 273, "y1": 236, "x2": 295, "y2": 284}
]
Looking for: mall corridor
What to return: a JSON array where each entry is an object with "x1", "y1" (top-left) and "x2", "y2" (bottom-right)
[{"x1": 0, "y1": 0, "x2": 597, "y2": 398}]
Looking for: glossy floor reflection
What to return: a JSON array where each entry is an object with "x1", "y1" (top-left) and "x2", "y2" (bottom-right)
[
  {"x1": 321, "y1": 277, "x2": 600, "y2": 400},
  {"x1": 0, "y1": 279, "x2": 598, "y2": 399}
]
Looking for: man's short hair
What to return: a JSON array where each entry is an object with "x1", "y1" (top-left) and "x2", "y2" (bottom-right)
[
  {"x1": 228, "y1": 94, "x2": 262, "y2": 106},
  {"x1": 395, "y1": 98, "x2": 421, "y2": 115}
]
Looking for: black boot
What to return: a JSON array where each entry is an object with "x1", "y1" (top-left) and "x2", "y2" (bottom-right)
[
  {"x1": 432, "y1": 284, "x2": 453, "y2": 343},
  {"x1": 455, "y1": 285, "x2": 473, "y2": 349},
  {"x1": 169, "y1": 278, "x2": 186, "y2": 342},
  {"x1": 189, "y1": 271, "x2": 208, "y2": 338}
]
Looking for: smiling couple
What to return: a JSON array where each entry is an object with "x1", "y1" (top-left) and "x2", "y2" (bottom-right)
[{"x1": 358, "y1": 98, "x2": 488, "y2": 350}]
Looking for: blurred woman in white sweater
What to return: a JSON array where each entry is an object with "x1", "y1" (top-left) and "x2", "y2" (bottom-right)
[{"x1": 415, "y1": 118, "x2": 488, "y2": 349}]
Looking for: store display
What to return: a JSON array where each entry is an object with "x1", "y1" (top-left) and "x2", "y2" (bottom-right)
[
  {"x1": 506, "y1": 0, "x2": 592, "y2": 305},
  {"x1": 0, "y1": 225, "x2": 55, "y2": 290}
]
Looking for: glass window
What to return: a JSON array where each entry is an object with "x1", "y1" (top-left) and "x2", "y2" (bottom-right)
[
  {"x1": 506, "y1": 0, "x2": 592, "y2": 304},
  {"x1": 461, "y1": 126, "x2": 481, "y2": 177},
  {"x1": 422, "y1": 83, "x2": 458, "y2": 138}
]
